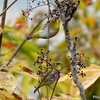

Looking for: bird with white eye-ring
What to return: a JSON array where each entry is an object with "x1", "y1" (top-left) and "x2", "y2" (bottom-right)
[{"x1": 26, "y1": 16, "x2": 60, "y2": 40}]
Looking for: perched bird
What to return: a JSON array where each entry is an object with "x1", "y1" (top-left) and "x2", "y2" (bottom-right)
[
  {"x1": 27, "y1": 17, "x2": 60, "y2": 40},
  {"x1": 34, "y1": 68, "x2": 60, "y2": 93}
]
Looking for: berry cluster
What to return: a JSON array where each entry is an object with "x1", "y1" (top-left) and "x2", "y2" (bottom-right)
[
  {"x1": 76, "y1": 53, "x2": 89, "y2": 69},
  {"x1": 33, "y1": 49, "x2": 55, "y2": 79},
  {"x1": 68, "y1": 53, "x2": 89, "y2": 78},
  {"x1": 55, "y1": 0, "x2": 80, "y2": 22}
]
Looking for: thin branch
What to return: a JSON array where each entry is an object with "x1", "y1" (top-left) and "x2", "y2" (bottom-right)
[
  {"x1": 54, "y1": 0, "x2": 86, "y2": 100},
  {"x1": 0, "y1": 0, "x2": 17, "y2": 17},
  {"x1": 50, "y1": 74, "x2": 60, "y2": 100},
  {"x1": 6, "y1": 39, "x2": 26, "y2": 66},
  {"x1": 46, "y1": 0, "x2": 51, "y2": 99},
  {"x1": 0, "y1": 0, "x2": 8, "y2": 54},
  {"x1": 6, "y1": 17, "x2": 46, "y2": 66},
  {"x1": 0, "y1": 0, "x2": 17, "y2": 55}
]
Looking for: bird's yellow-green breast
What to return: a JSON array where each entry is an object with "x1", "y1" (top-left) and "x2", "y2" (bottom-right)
[{"x1": 50, "y1": 18, "x2": 60, "y2": 31}]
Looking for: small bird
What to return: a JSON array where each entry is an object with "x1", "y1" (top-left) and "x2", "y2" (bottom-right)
[
  {"x1": 27, "y1": 17, "x2": 60, "y2": 40},
  {"x1": 34, "y1": 68, "x2": 60, "y2": 93}
]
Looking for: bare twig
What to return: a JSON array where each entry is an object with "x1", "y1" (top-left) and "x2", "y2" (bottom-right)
[
  {"x1": 0, "y1": 0, "x2": 17, "y2": 17},
  {"x1": 6, "y1": 39, "x2": 26, "y2": 66},
  {"x1": 0, "y1": 0, "x2": 17, "y2": 55},
  {"x1": 46, "y1": 0, "x2": 51, "y2": 99},
  {"x1": 54, "y1": 0, "x2": 86, "y2": 100},
  {"x1": 50, "y1": 73, "x2": 60, "y2": 100},
  {"x1": 6, "y1": 17, "x2": 46, "y2": 66},
  {"x1": 0, "y1": 0, "x2": 8, "y2": 54}
]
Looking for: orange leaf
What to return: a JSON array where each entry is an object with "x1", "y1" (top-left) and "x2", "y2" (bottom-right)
[
  {"x1": 87, "y1": 17, "x2": 95, "y2": 28},
  {"x1": 20, "y1": 66, "x2": 34, "y2": 74},
  {"x1": 83, "y1": 0, "x2": 94, "y2": 5},
  {"x1": 2, "y1": 42, "x2": 16, "y2": 49},
  {"x1": 13, "y1": 20, "x2": 26, "y2": 29}
]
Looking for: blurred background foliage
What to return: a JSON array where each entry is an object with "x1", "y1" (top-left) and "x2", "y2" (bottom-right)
[{"x1": 1, "y1": 0, "x2": 100, "y2": 99}]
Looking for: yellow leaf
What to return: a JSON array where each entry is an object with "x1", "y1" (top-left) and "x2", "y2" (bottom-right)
[
  {"x1": 59, "y1": 64, "x2": 100, "y2": 96},
  {"x1": 81, "y1": 17, "x2": 95, "y2": 29},
  {"x1": 13, "y1": 87, "x2": 34, "y2": 100},
  {"x1": 0, "y1": 72, "x2": 17, "y2": 93},
  {"x1": 58, "y1": 73, "x2": 72, "y2": 82},
  {"x1": 87, "y1": 17, "x2": 95, "y2": 28},
  {"x1": 0, "y1": 89, "x2": 16, "y2": 100},
  {"x1": 70, "y1": 28, "x2": 81, "y2": 36},
  {"x1": 58, "y1": 93, "x2": 71, "y2": 100},
  {"x1": 2, "y1": 62, "x2": 39, "y2": 80},
  {"x1": 40, "y1": 96, "x2": 61, "y2": 100},
  {"x1": 70, "y1": 64, "x2": 100, "y2": 96},
  {"x1": 59, "y1": 93, "x2": 81, "y2": 100}
]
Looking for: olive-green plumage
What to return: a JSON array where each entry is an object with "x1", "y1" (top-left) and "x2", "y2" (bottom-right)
[{"x1": 27, "y1": 18, "x2": 60, "y2": 40}]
